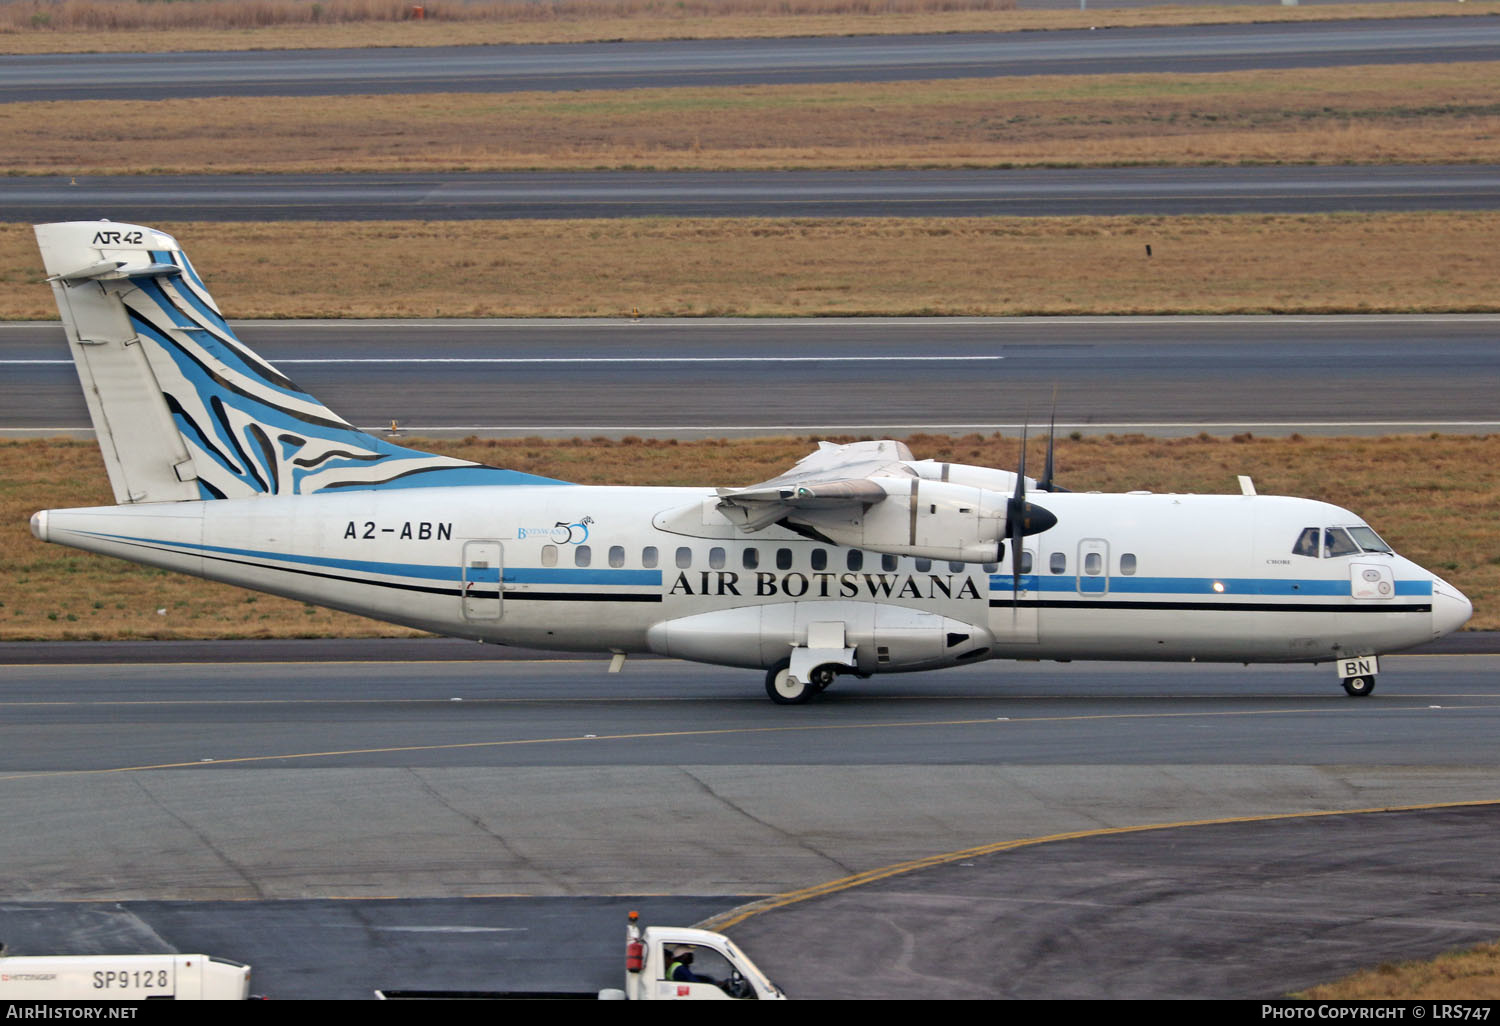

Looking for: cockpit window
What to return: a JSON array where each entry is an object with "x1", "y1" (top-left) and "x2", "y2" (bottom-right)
[
  {"x1": 1346, "y1": 526, "x2": 1393, "y2": 554},
  {"x1": 1323, "y1": 527, "x2": 1360, "y2": 558},
  {"x1": 1292, "y1": 528, "x2": 1320, "y2": 558}
]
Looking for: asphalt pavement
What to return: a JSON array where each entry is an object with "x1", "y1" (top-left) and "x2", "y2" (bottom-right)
[
  {"x1": 7, "y1": 316, "x2": 1498, "y2": 437},
  {"x1": 8, "y1": 165, "x2": 1499, "y2": 221},
  {"x1": 5, "y1": 19, "x2": 1495, "y2": 102}
]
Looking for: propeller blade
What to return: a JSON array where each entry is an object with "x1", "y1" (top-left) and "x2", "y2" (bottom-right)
[
  {"x1": 1005, "y1": 419, "x2": 1058, "y2": 606},
  {"x1": 1011, "y1": 422, "x2": 1030, "y2": 607},
  {"x1": 1011, "y1": 498, "x2": 1025, "y2": 607},
  {"x1": 1012, "y1": 419, "x2": 1029, "y2": 506}
]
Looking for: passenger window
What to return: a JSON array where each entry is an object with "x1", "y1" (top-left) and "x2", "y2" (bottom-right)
[
  {"x1": 642, "y1": 546, "x2": 658, "y2": 569},
  {"x1": 948, "y1": 561, "x2": 965, "y2": 573},
  {"x1": 915, "y1": 558, "x2": 932, "y2": 572},
  {"x1": 1050, "y1": 552, "x2": 1067, "y2": 575},
  {"x1": 743, "y1": 548, "x2": 759, "y2": 570},
  {"x1": 609, "y1": 545, "x2": 625, "y2": 568},
  {"x1": 776, "y1": 548, "x2": 793, "y2": 570},
  {"x1": 811, "y1": 549, "x2": 827, "y2": 571},
  {"x1": 541, "y1": 545, "x2": 558, "y2": 567},
  {"x1": 676, "y1": 547, "x2": 692, "y2": 569},
  {"x1": 847, "y1": 550, "x2": 864, "y2": 571},
  {"x1": 709, "y1": 547, "x2": 726, "y2": 570},
  {"x1": 983, "y1": 561, "x2": 999, "y2": 574},
  {"x1": 882, "y1": 554, "x2": 898, "y2": 572},
  {"x1": 1324, "y1": 528, "x2": 1360, "y2": 558},
  {"x1": 1019, "y1": 552, "x2": 1032, "y2": 574},
  {"x1": 574, "y1": 545, "x2": 591, "y2": 567},
  {"x1": 1083, "y1": 552, "x2": 1102, "y2": 576},
  {"x1": 1120, "y1": 553, "x2": 1137, "y2": 575},
  {"x1": 1292, "y1": 527, "x2": 1320, "y2": 558}
]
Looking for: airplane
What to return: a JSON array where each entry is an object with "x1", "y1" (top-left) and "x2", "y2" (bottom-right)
[{"x1": 26, "y1": 220, "x2": 1473, "y2": 704}]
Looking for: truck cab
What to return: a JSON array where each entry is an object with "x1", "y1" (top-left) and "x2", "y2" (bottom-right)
[{"x1": 619, "y1": 917, "x2": 784, "y2": 1001}]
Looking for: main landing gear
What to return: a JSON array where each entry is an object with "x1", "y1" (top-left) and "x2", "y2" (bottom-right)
[
  {"x1": 764, "y1": 659, "x2": 838, "y2": 705},
  {"x1": 1341, "y1": 675, "x2": 1376, "y2": 698}
]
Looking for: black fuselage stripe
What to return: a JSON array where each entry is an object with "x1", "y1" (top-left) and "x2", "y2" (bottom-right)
[
  {"x1": 989, "y1": 599, "x2": 1432, "y2": 613},
  {"x1": 101, "y1": 539, "x2": 661, "y2": 602},
  {"x1": 508, "y1": 592, "x2": 662, "y2": 603}
]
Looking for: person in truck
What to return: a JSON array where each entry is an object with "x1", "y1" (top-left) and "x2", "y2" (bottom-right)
[{"x1": 667, "y1": 948, "x2": 721, "y2": 988}]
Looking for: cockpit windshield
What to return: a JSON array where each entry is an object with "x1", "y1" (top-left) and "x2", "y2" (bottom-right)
[
  {"x1": 1292, "y1": 527, "x2": 1320, "y2": 558},
  {"x1": 1324, "y1": 527, "x2": 1360, "y2": 557},
  {"x1": 1291, "y1": 526, "x2": 1395, "y2": 558},
  {"x1": 1346, "y1": 526, "x2": 1393, "y2": 554}
]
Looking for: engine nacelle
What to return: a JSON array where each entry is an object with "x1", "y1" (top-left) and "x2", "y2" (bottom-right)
[
  {"x1": 903, "y1": 459, "x2": 1030, "y2": 493},
  {"x1": 786, "y1": 478, "x2": 1008, "y2": 563}
]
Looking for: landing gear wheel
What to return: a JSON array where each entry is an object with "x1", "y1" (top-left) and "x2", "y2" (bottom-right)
[
  {"x1": 809, "y1": 664, "x2": 838, "y2": 693},
  {"x1": 765, "y1": 660, "x2": 813, "y2": 705},
  {"x1": 1342, "y1": 675, "x2": 1375, "y2": 697}
]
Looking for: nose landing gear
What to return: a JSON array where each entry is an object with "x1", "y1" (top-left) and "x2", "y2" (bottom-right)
[{"x1": 1335, "y1": 656, "x2": 1378, "y2": 698}]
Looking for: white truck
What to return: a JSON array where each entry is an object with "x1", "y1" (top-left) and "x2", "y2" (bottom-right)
[
  {"x1": 376, "y1": 912, "x2": 786, "y2": 1000},
  {"x1": 614, "y1": 913, "x2": 785, "y2": 1001},
  {"x1": 0, "y1": 950, "x2": 251, "y2": 1000}
]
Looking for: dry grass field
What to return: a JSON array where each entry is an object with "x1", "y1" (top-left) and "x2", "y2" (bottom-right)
[
  {"x1": 1297, "y1": 940, "x2": 1500, "y2": 999},
  {"x1": 3, "y1": 432, "x2": 1495, "y2": 640},
  {"x1": 4, "y1": 214, "x2": 1499, "y2": 319},
  {"x1": 1, "y1": 1, "x2": 1488, "y2": 54},
  {"x1": 7, "y1": 63, "x2": 1499, "y2": 175}
]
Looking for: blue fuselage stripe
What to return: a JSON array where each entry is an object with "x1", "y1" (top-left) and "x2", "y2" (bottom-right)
[
  {"x1": 77, "y1": 531, "x2": 660, "y2": 586},
  {"x1": 65, "y1": 531, "x2": 1433, "y2": 604},
  {"x1": 989, "y1": 574, "x2": 1432, "y2": 597}
]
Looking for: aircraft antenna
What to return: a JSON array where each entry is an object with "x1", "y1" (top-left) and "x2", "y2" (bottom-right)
[
  {"x1": 1041, "y1": 388, "x2": 1058, "y2": 493},
  {"x1": 1039, "y1": 385, "x2": 1069, "y2": 494}
]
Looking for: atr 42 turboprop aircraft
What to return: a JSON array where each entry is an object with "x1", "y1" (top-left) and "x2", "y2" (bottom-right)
[{"x1": 29, "y1": 221, "x2": 1472, "y2": 703}]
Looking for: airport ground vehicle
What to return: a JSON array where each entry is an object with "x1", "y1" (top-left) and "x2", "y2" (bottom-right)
[
  {"x1": 376, "y1": 914, "x2": 785, "y2": 1000},
  {"x1": 0, "y1": 951, "x2": 251, "y2": 1000}
]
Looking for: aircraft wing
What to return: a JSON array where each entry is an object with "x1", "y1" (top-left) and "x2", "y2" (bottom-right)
[{"x1": 715, "y1": 440, "x2": 915, "y2": 531}]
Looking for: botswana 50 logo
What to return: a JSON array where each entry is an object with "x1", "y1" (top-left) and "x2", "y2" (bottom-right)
[{"x1": 518, "y1": 517, "x2": 593, "y2": 544}]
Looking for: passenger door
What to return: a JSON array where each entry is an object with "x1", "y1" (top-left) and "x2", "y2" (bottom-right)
[
  {"x1": 1077, "y1": 538, "x2": 1110, "y2": 595},
  {"x1": 461, "y1": 541, "x2": 503, "y2": 621}
]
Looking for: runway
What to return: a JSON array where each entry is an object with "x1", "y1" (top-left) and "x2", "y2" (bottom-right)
[
  {"x1": 12, "y1": 165, "x2": 1499, "y2": 222},
  {"x1": 4, "y1": 315, "x2": 1497, "y2": 438},
  {"x1": 0, "y1": 653, "x2": 1497, "y2": 997},
  {"x1": 5, "y1": 18, "x2": 1497, "y2": 103}
]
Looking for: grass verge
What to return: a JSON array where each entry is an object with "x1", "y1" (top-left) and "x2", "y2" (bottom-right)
[
  {"x1": 8, "y1": 63, "x2": 1500, "y2": 175},
  {"x1": 5, "y1": 214, "x2": 1500, "y2": 319},
  {"x1": 1, "y1": 2, "x2": 1491, "y2": 54},
  {"x1": 3, "y1": 432, "x2": 1494, "y2": 640},
  {"x1": 1296, "y1": 940, "x2": 1500, "y2": 999}
]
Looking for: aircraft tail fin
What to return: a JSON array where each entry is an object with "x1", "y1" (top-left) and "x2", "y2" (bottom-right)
[{"x1": 35, "y1": 221, "x2": 560, "y2": 503}]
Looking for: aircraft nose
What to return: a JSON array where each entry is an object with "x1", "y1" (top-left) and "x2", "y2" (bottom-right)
[{"x1": 1432, "y1": 579, "x2": 1473, "y2": 638}]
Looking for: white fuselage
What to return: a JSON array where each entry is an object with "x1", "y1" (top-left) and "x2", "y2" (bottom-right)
[{"x1": 33, "y1": 484, "x2": 1470, "y2": 674}]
